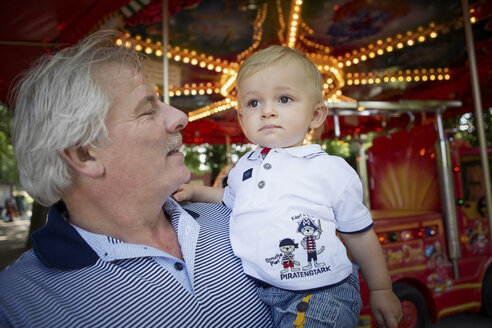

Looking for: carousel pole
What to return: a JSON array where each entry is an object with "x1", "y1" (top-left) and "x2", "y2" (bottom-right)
[
  {"x1": 162, "y1": 0, "x2": 169, "y2": 103},
  {"x1": 461, "y1": 0, "x2": 492, "y2": 251}
]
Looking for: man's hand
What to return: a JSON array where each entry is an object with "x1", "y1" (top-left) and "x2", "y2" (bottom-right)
[
  {"x1": 370, "y1": 289, "x2": 402, "y2": 328},
  {"x1": 172, "y1": 184, "x2": 196, "y2": 202}
]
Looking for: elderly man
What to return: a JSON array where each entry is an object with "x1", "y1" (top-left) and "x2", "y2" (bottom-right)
[{"x1": 0, "y1": 31, "x2": 272, "y2": 327}]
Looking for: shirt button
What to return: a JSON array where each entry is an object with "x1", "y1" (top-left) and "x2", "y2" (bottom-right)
[
  {"x1": 263, "y1": 163, "x2": 272, "y2": 170},
  {"x1": 258, "y1": 180, "x2": 265, "y2": 189},
  {"x1": 174, "y1": 262, "x2": 184, "y2": 271}
]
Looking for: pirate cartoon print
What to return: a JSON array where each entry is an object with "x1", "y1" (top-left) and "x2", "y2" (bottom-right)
[
  {"x1": 279, "y1": 238, "x2": 301, "y2": 273},
  {"x1": 264, "y1": 214, "x2": 328, "y2": 278},
  {"x1": 296, "y1": 215, "x2": 326, "y2": 271}
]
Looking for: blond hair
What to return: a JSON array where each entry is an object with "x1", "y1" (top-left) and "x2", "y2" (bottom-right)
[{"x1": 236, "y1": 45, "x2": 324, "y2": 104}]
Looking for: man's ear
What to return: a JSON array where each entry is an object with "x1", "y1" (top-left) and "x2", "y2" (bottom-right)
[
  {"x1": 60, "y1": 147, "x2": 105, "y2": 178},
  {"x1": 309, "y1": 102, "x2": 329, "y2": 130}
]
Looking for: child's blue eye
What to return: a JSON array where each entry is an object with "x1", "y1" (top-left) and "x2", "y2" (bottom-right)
[
  {"x1": 280, "y1": 96, "x2": 291, "y2": 103},
  {"x1": 248, "y1": 100, "x2": 259, "y2": 108}
]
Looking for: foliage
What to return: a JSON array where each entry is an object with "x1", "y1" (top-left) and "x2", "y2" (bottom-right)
[
  {"x1": 452, "y1": 108, "x2": 492, "y2": 147},
  {"x1": 0, "y1": 102, "x2": 18, "y2": 184},
  {"x1": 183, "y1": 143, "x2": 254, "y2": 184},
  {"x1": 183, "y1": 109, "x2": 492, "y2": 185}
]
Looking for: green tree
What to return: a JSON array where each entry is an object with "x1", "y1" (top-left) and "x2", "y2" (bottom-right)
[
  {"x1": 183, "y1": 143, "x2": 253, "y2": 184},
  {"x1": 0, "y1": 102, "x2": 18, "y2": 184},
  {"x1": 453, "y1": 108, "x2": 492, "y2": 147}
]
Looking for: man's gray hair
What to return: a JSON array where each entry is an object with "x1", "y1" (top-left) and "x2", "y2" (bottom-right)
[{"x1": 10, "y1": 30, "x2": 146, "y2": 206}]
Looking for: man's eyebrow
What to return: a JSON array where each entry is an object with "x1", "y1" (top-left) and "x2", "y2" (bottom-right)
[{"x1": 135, "y1": 95, "x2": 156, "y2": 112}]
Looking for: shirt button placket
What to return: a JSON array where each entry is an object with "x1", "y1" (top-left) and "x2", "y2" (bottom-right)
[{"x1": 257, "y1": 180, "x2": 265, "y2": 189}]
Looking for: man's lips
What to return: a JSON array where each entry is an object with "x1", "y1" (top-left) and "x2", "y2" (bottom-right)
[{"x1": 167, "y1": 144, "x2": 182, "y2": 156}]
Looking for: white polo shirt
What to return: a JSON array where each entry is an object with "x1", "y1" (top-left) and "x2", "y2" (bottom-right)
[{"x1": 223, "y1": 144, "x2": 373, "y2": 290}]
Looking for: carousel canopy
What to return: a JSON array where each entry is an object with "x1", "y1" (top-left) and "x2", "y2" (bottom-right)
[{"x1": 1, "y1": 0, "x2": 491, "y2": 143}]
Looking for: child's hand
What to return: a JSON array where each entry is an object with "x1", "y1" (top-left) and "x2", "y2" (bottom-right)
[
  {"x1": 172, "y1": 184, "x2": 195, "y2": 202},
  {"x1": 369, "y1": 289, "x2": 402, "y2": 328}
]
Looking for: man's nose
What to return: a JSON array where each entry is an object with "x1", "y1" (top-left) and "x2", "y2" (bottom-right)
[{"x1": 165, "y1": 104, "x2": 188, "y2": 132}]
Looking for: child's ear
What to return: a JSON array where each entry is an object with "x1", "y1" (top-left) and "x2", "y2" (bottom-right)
[
  {"x1": 60, "y1": 146, "x2": 105, "y2": 178},
  {"x1": 236, "y1": 109, "x2": 245, "y2": 129},
  {"x1": 309, "y1": 102, "x2": 328, "y2": 130}
]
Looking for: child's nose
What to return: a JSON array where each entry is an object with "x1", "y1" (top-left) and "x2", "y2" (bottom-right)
[{"x1": 261, "y1": 103, "x2": 278, "y2": 118}]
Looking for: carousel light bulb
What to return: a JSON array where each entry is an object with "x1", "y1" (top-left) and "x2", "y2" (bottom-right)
[{"x1": 135, "y1": 44, "x2": 143, "y2": 51}]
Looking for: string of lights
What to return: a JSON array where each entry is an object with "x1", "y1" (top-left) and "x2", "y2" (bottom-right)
[{"x1": 114, "y1": 1, "x2": 478, "y2": 122}]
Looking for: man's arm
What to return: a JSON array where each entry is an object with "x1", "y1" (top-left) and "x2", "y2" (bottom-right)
[
  {"x1": 340, "y1": 228, "x2": 402, "y2": 328},
  {"x1": 173, "y1": 184, "x2": 224, "y2": 204}
]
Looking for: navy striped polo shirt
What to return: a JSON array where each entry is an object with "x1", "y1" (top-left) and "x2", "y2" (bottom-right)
[{"x1": 0, "y1": 200, "x2": 272, "y2": 327}]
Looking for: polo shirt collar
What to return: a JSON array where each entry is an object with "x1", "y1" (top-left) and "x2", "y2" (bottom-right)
[
  {"x1": 247, "y1": 144, "x2": 324, "y2": 160},
  {"x1": 31, "y1": 200, "x2": 199, "y2": 270}
]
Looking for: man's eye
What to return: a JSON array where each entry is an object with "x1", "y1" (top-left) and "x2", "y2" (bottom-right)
[
  {"x1": 141, "y1": 109, "x2": 156, "y2": 116},
  {"x1": 248, "y1": 100, "x2": 259, "y2": 108},
  {"x1": 280, "y1": 96, "x2": 292, "y2": 104}
]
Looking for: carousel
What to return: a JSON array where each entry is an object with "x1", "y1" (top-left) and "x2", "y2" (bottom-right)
[{"x1": 1, "y1": 1, "x2": 492, "y2": 327}]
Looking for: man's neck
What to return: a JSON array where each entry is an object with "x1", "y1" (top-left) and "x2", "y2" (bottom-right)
[{"x1": 62, "y1": 192, "x2": 183, "y2": 260}]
